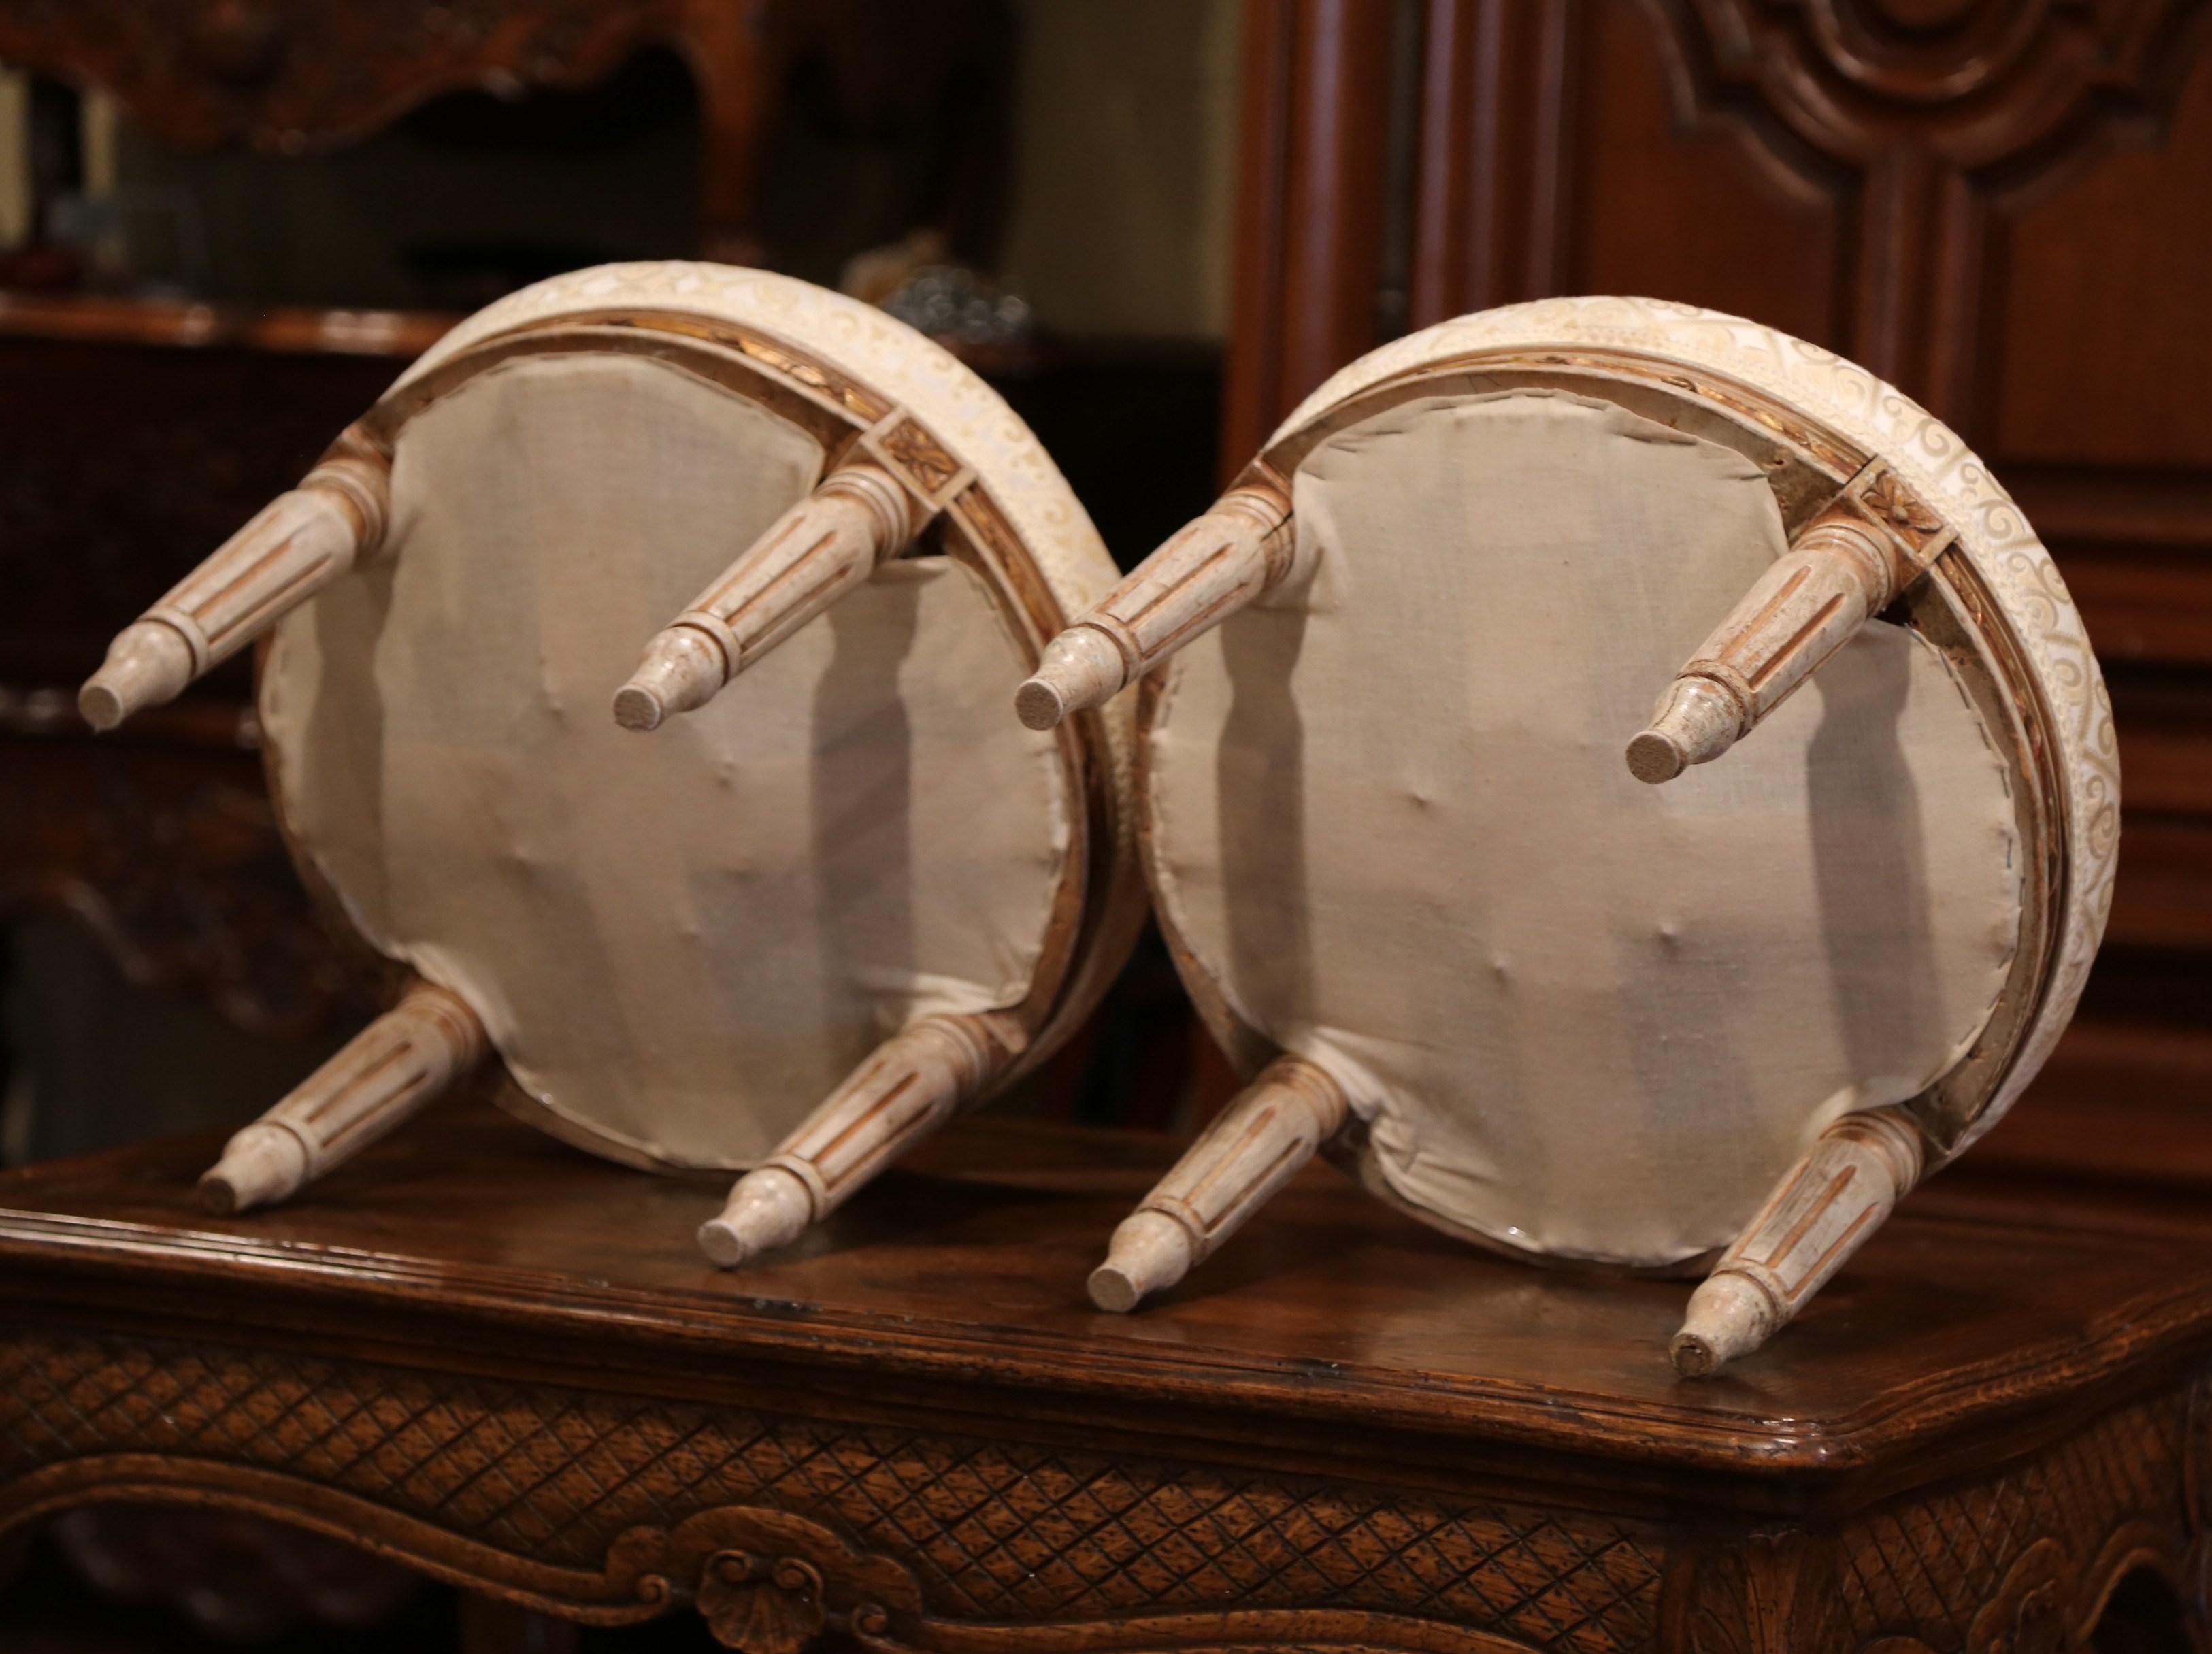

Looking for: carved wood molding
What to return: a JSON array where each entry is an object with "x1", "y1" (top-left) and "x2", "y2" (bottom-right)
[
  {"x1": 1657, "y1": 1366, "x2": 2211, "y2": 1652},
  {"x1": 1651, "y1": 0, "x2": 2212, "y2": 390},
  {"x1": 1400, "y1": 0, "x2": 2212, "y2": 410}
]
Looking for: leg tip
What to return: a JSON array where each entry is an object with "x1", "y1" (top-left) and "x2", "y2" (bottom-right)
[
  {"x1": 1087, "y1": 1263, "x2": 1142, "y2": 1314},
  {"x1": 196, "y1": 1170, "x2": 244, "y2": 1215},
  {"x1": 1628, "y1": 677, "x2": 1741, "y2": 782},
  {"x1": 1625, "y1": 730, "x2": 1685, "y2": 784},
  {"x1": 1088, "y1": 1210, "x2": 1193, "y2": 1312},
  {"x1": 1668, "y1": 1330, "x2": 1720, "y2": 1378},
  {"x1": 197, "y1": 1124, "x2": 308, "y2": 1216},
  {"x1": 697, "y1": 1166, "x2": 813, "y2": 1270},
  {"x1": 1014, "y1": 676, "x2": 1068, "y2": 731},
  {"x1": 612, "y1": 684, "x2": 665, "y2": 732},
  {"x1": 78, "y1": 682, "x2": 126, "y2": 733},
  {"x1": 696, "y1": 1216, "x2": 753, "y2": 1268},
  {"x1": 616, "y1": 627, "x2": 728, "y2": 731},
  {"x1": 1019, "y1": 627, "x2": 1125, "y2": 730},
  {"x1": 1670, "y1": 1271, "x2": 1778, "y2": 1379},
  {"x1": 80, "y1": 621, "x2": 195, "y2": 732}
]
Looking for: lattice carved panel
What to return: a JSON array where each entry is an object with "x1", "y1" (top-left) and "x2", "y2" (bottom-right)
[
  {"x1": 0, "y1": 1328, "x2": 1665, "y2": 1654},
  {"x1": 1836, "y1": 1386, "x2": 2193, "y2": 1651}
]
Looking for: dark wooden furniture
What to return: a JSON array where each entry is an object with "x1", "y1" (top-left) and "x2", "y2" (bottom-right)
[
  {"x1": 0, "y1": 296, "x2": 433, "y2": 1055},
  {"x1": 1, "y1": 1100, "x2": 2209, "y2": 1653},
  {"x1": 1226, "y1": 0, "x2": 2212, "y2": 1176},
  {"x1": 0, "y1": 0, "x2": 779, "y2": 255}
]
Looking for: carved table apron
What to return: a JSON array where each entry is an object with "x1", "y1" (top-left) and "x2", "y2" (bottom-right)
[{"x1": 0, "y1": 1102, "x2": 2207, "y2": 1654}]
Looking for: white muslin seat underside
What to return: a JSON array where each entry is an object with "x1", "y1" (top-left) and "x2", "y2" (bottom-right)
[
  {"x1": 261, "y1": 352, "x2": 1070, "y2": 1170},
  {"x1": 1146, "y1": 389, "x2": 2023, "y2": 1266}
]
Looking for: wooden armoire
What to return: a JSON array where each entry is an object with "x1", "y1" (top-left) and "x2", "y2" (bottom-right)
[{"x1": 1227, "y1": 0, "x2": 2212, "y2": 1181}]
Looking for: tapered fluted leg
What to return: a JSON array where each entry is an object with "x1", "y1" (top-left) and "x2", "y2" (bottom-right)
[
  {"x1": 1671, "y1": 1107, "x2": 1926, "y2": 1377},
  {"x1": 1627, "y1": 466, "x2": 1953, "y2": 781},
  {"x1": 199, "y1": 983, "x2": 486, "y2": 1214},
  {"x1": 697, "y1": 1012, "x2": 1023, "y2": 1268},
  {"x1": 615, "y1": 461, "x2": 925, "y2": 731},
  {"x1": 80, "y1": 428, "x2": 389, "y2": 731},
  {"x1": 1089, "y1": 1055, "x2": 1348, "y2": 1312},
  {"x1": 1016, "y1": 472, "x2": 1296, "y2": 730}
]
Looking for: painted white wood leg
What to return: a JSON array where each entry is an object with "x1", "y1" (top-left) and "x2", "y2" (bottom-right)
[
  {"x1": 1628, "y1": 504, "x2": 1903, "y2": 782},
  {"x1": 81, "y1": 428, "x2": 389, "y2": 731},
  {"x1": 615, "y1": 460, "x2": 923, "y2": 731},
  {"x1": 1672, "y1": 1106, "x2": 1927, "y2": 1376},
  {"x1": 1089, "y1": 1054, "x2": 1349, "y2": 1312},
  {"x1": 697, "y1": 1012, "x2": 1023, "y2": 1268},
  {"x1": 1017, "y1": 473, "x2": 1295, "y2": 730},
  {"x1": 199, "y1": 983, "x2": 486, "y2": 1214}
]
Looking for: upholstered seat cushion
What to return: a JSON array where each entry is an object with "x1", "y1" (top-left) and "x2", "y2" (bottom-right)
[
  {"x1": 1146, "y1": 388, "x2": 2021, "y2": 1266},
  {"x1": 264, "y1": 352, "x2": 1070, "y2": 1170}
]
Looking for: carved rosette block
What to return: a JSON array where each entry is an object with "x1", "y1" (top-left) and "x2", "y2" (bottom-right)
[
  {"x1": 199, "y1": 983, "x2": 486, "y2": 1214},
  {"x1": 1673, "y1": 1107, "x2": 1926, "y2": 1377},
  {"x1": 80, "y1": 427, "x2": 390, "y2": 731},
  {"x1": 1628, "y1": 464, "x2": 1952, "y2": 782},
  {"x1": 1017, "y1": 470, "x2": 1296, "y2": 729},
  {"x1": 1090, "y1": 1054, "x2": 1349, "y2": 1312},
  {"x1": 699, "y1": 1012, "x2": 1025, "y2": 1268}
]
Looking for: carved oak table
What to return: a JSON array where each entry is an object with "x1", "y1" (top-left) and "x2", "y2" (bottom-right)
[{"x1": 0, "y1": 1102, "x2": 2207, "y2": 1654}]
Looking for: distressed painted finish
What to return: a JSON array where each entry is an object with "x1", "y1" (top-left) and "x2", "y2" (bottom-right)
[
  {"x1": 0, "y1": 1106, "x2": 2207, "y2": 1652},
  {"x1": 1086, "y1": 302, "x2": 2109, "y2": 1364}
]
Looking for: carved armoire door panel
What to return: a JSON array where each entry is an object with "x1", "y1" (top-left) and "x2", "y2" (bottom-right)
[
  {"x1": 1406, "y1": 0, "x2": 2212, "y2": 422},
  {"x1": 1571, "y1": 0, "x2": 1849, "y2": 349}
]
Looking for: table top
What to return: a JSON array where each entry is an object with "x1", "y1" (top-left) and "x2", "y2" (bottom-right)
[{"x1": 2, "y1": 1099, "x2": 2209, "y2": 1491}]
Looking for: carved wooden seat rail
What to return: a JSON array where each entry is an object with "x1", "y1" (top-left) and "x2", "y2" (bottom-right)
[{"x1": 0, "y1": 1101, "x2": 2209, "y2": 1653}]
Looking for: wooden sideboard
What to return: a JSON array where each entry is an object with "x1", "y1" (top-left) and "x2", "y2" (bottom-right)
[
  {"x1": 1, "y1": 1102, "x2": 2211, "y2": 1653},
  {"x1": 1226, "y1": 0, "x2": 2212, "y2": 1174}
]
